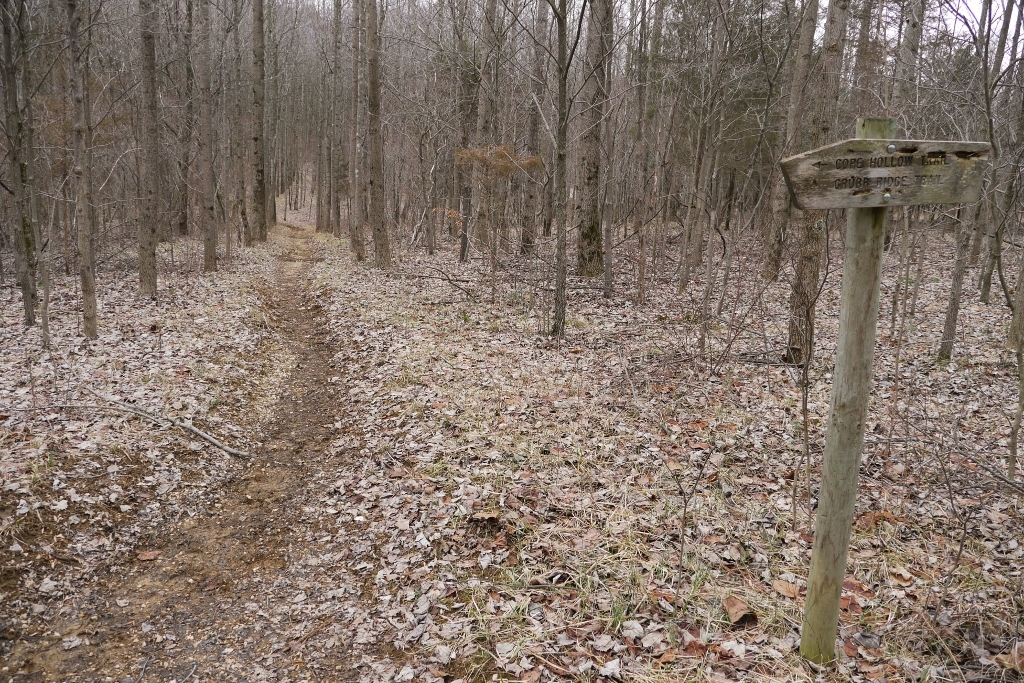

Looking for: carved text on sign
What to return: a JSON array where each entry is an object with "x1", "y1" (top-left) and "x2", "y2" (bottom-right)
[{"x1": 781, "y1": 140, "x2": 991, "y2": 210}]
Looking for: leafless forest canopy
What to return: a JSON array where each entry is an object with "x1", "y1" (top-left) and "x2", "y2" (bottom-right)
[{"x1": 1, "y1": 0, "x2": 1022, "y2": 312}]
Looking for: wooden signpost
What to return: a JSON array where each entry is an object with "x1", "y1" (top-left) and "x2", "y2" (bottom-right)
[{"x1": 780, "y1": 118, "x2": 991, "y2": 664}]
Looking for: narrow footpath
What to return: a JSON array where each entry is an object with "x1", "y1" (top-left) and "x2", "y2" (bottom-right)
[{"x1": 7, "y1": 225, "x2": 398, "y2": 682}]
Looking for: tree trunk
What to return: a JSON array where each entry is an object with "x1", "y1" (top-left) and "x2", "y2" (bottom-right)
[
  {"x1": 550, "y1": 0, "x2": 568, "y2": 337},
  {"x1": 1, "y1": 0, "x2": 38, "y2": 325},
  {"x1": 332, "y1": 0, "x2": 346, "y2": 240},
  {"x1": 365, "y1": 0, "x2": 390, "y2": 268},
  {"x1": 251, "y1": 0, "x2": 268, "y2": 242},
  {"x1": 348, "y1": 0, "x2": 366, "y2": 259},
  {"x1": 266, "y1": 0, "x2": 278, "y2": 225},
  {"x1": 522, "y1": 0, "x2": 548, "y2": 255},
  {"x1": 890, "y1": 0, "x2": 924, "y2": 111},
  {"x1": 575, "y1": 0, "x2": 611, "y2": 277},
  {"x1": 976, "y1": 0, "x2": 1014, "y2": 302},
  {"x1": 177, "y1": 0, "x2": 195, "y2": 237},
  {"x1": 937, "y1": 206, "x2": 975, "y2": 362},
  {"x1": 138, "y1": 0, "x2": 160, "y2": 297},
  {"x1": 909, "y1": 220, "x2": 927, "y2": 316},
  {"x1": 67, "y1": 0, "x2": 98, "y2": 338},
  {"x1": 470, "y1": 0, "x2": 499, "y2": 250},
  {"x1": 231, "y1": 0, "x2": 250, "y2": 248},
  {"x1": 849, "y1": 0, "x2": 875, "y2": 116},
  {"x1": 764, "y1": 0, "x2": 818, "y2": 280},
  {"x1": 785, "y1": 0, "x2": 850, "y2": 365},
  {"x1": 197, "y1": 0, "x2": 218, "y2": 271},
  {"x1": 601, "y1": 39, "x2": 614, "y2": 298}
]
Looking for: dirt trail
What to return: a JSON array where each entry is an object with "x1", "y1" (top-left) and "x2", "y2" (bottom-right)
[{"x1": 6, "y1": 225, "x2": 394, "y2": 682}]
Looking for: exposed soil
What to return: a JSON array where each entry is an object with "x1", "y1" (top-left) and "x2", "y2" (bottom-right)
[{"x1": 3, "y1": 225, "x2": 397, "y2": 682}]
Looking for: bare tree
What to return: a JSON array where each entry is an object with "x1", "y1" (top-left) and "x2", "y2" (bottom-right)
[
  {"x1": 348, "y1": 0, "x2": 366, "y2": 260},
  {"x1": 785, "y1": 0, "x2": 850, "y2": 366},
  {"x1": 138, "y1": 0, "x2": 160, "y2": 297},
  {"x1": 197, "y1": 0, "x2": 218, "y2": 271},
  {"x1": 67, "y1": 0, "x2": 97, "y2": 338},
  {"x1": 252, "y1": 0, "x2": 268, "y2": 242},
  {"x1": 1, "y1": 0, "x2": 37, "y2": 325},
  {"x1": 576, "y1": 0, "x2": 611, "y2": 277},
  {"x1": 365, "y1": 0, "x2": 390, "y2": 267},
  {"x1": 764, "y1": 0, "x2": 819, "y2": 280},
  {"x1": 548, "y1": 0, "x2": 568, "y2": 337}
]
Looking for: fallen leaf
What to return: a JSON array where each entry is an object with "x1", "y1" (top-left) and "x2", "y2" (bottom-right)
[
  {"x1": 842, "y1": 578, "x2": 874, "y2": 597},
  {"x1": 620, "y1": 620, "x2": 643, "y2": 639},
  {"x1": 136, "y1": 550, "x2": 162, "y2": 561},
  {"x1": 722, "y1": 595, "x2": 756, "y2": 626},
  {"x1": 597, "y1": 658, "x2": 621, "y2": 677},
  {"x1": 772, "y1": 579, "x2": 800, "y2": 598},
  {"x1": 856, "y1": 510, "x2": 896, "y2": 531},
  {"x1": 890, "y1": 566, "x2": 914, "y2": 587},
  {"x1": 495, "y1": 642, "x2": 516, "y2": 658},
  {"x1": 641, "y1": 631, "x2": 664, "y2": 649},
  {"x1": 994, "y1": 642, "x2": 1024, "y2": 671},
  {"x1": 852, "y1": 632, "x2": 881, "y2": 649},
  {"x1": 521, "y1": 670, "x2": 542, "y2": 683},
  {"x1": 720, "y1": 639, "x2": 746, "y2": 658},
  {"x1": 840, "y1": 595, "x2": 863, "y2": 613}
]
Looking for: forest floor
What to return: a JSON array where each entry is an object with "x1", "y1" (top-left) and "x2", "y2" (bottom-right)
[{"x1": 1, "y1": 216, "x2": 1023, "y2": 683}]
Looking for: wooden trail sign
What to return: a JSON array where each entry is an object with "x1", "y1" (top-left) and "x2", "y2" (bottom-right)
[
  {"x1": 781, "y1": 139, "x2": 990, "y2": 210},
  {"x1": 792, "y1": 119, "x2": 989, "y2": 665}
]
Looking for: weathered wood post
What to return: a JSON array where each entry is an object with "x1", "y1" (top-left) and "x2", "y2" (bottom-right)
[{"x1": 780, "y1": 118, "x2": 991, "y2": 663}]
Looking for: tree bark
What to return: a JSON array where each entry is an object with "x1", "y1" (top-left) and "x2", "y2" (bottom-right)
[
  {"x1": 230, "y1": 0, "x2": 250, "y2": 248},
  {"x1": 890, "y1": 0, "x2": 924, "y2": 113},
  {"x1": 785, "y1": 0, "x2": 850, "y2": 365},
  {"x1": 849, "y1": 0, "x2": 875, "y2": 116},
  {"x1": 575, "y1": 0, "x2": 611, "y2": 277},
  {"x1": 197, "y1": 0, "x2": 218, "y2": 272},
  {"x1": 251, "y1": 0, "x2": 268, "y2": 242},
  {"x1": 349, "y1": 0, "x2": 366, "y2": 260},
  {"x1": 177, "y1": 0, "x2": 195, "y2": 237},
  {"x1": 1, "y1": 0, "x2": 38, "y2": 325},
  {"x1": 937, "y1": 206, "x2": 975, "y2": 362},
  {"x1": 266, "y1": 0, "x2": 278, "y2": 225},
  {"x1": 138, "y1": 0, "x2": 160, "y2": 297},
  {"x1": 522, "y1": 0, "x2": 548, "y2": 255},
  {"x1": 331, "y1": 0, "x2": 346, "y2": 240},
  {"x1": 67, "y1": 0, "x2": 98, "y2": 338},
  {"x1": 469, "y1": 0, "x2": 499, "y2": 250},
  {"x1": 550, "y1": 0, "x2": 567, "y2": 337},
  {"x1": 365, "y1": 0, "x2": 390, "y2": 268}
]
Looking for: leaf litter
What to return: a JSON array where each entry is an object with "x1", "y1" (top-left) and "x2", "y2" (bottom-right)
[{"x1": 0, "y1": 218, "x2": 1021, "y2": 682}]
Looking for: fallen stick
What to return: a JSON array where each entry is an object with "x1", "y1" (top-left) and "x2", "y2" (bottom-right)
[
  {"x1": 78, "y1": 385, "x2": 251, "y2": 458},
  {"x1": 424, "y1": 266, "x2": 475, "y2": 299}
]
